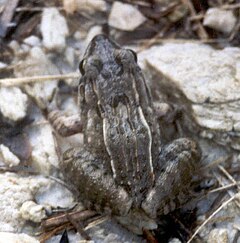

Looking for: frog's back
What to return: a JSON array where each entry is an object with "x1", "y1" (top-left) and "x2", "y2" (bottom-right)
[{"x1": 79, "y1": 35, "x2": 161, "y2": 205}]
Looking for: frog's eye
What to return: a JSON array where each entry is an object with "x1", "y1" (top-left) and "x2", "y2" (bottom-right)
[
  {"x1": 79, "y1": 59, "x2": 86, "y2": 75},
  {"x1": 128, "y1": 49, "x2": 138, "y2": 63},
  {"x1": 92, "y1": 59, "x2": 103, "y2": 72}
]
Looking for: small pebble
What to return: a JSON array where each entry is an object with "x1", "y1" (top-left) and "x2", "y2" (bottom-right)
[
  {"x1": 40, "y1": 8, "x2": 69, "y2": 51},
  {"x1": 20, "y1": 200, "x2": 46, "y2": 223},
  {"x1": 0, "y1": 144, "x2": 20, "y2": 167},
  {"x1": 203, "y1": 8, "x2": 237, "y2": 34},
  {"x1": 108, "y1": 1, "x2": 146, "y2": 31}
]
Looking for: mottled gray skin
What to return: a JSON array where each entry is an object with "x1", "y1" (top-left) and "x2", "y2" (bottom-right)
[{"x1": 57, "y1": 35, "x2": 201, "y2": 228}]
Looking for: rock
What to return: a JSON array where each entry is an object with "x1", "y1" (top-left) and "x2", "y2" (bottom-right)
[
  {"x1": 20, "y1": 44, "x2": 30, "y2": 53},
  {"x1": 85, "y1": 25, "x2": 103, "y2": 47},
  {"x1": 46, "y1": 232, "x2": 82, "y2": 243},
  {"x1": 207, "y1": 228, "x2": 228, "y2": 243},
  {"x1": 65, "y1": 47, "x2": 75, "y2": 67},
  {"x1": 0, "y1": 232, "x2": 39, "y2": 243},
  {"x1": 203, "y1": 8, "x2": 237, "y2": 34},
  {"x1": 0, "y1": 61, "x2": 7, "y2": 69},
  {"x1": 139, "y1": 43, "x2": 240, "y2": 149},
  {"x1": 0, "y1": 172, "x2": 75, "y2": 232},
  {"x1": 0, "y1": 87, "x2": 28, "y2": 121},
  {"x1": 168, "y1": 4, "x2": 188, "y2": 23},
  {"x1": 0, "y1": 144, "x2": 20, "y2": 167},
  {"x1": 73, "y1": 30, "x2": 86, "y2": 40},
  {"x1": 108, "y1": 1, "x2": 146, "y2": 31},
  {"x1": 168, "y1": 238, "x2": 182, "y2": 243},
  {"x1": 35, "y1": 181, "x2": 75, "y2": 208},
  {"x1": 63, "y1": 0, "x2": 107, "y2": 14},
  {"x1": 0, "y1": 172, "x2": 49, "y2": 232},
  {"x1": 23, "y1": 35, "x2": 41, "y2": 47},
  {"x1": 40, "y1": 8, "x2": 69, "y2": 51},
  {"x1": 20, "y1": 201, "x2": 46, "y2": 223},
  {"x1": 14, "y1": 47, "x2": 59, "y2": 110},
  {"x1": 27, "y1": 124, "x2": 58, "y2": 175},
  {"x1": 8, "y1": 40, "x2": 21, "y2": 55}
]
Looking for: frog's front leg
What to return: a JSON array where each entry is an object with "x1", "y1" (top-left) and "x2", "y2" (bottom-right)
[
  {"x1": 61, "y1": 147, "x2": 133, "y2": 216},
  {"x1": 142, "y1": 138, "x2": 201, "y2": 218},
  {"x1": 48, "y1": 110, "x2": 83, "y2": 136}
]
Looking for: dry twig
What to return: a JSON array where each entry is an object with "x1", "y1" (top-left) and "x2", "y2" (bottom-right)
[
  {"x1": 41, "y1": 210, "x2": 97, "y2": 229},
  {"x1": 181, "y1": 0, "x2": 208, "y2": 39},
  {"x1": 66, "y1": 213, "x2": 91, "y2": 240},
  {"x1": 213, "y1": 170, "x2": 240, "y2": 209},
  {"x1": 39, "y1": 222, "x2": 73, "y2": 243},
  {"x1": 187, "y1": 194, "x2": 236, "y2": 243},
  {"x1": 222, "y1": 3, "x2": 240, "y2": 10},
  {"x1": 0, "y1": 0, "x2": 19, "y2": 37},
  {"x1": 0, "y1": 73, "x2": 79, "y2": 87},
  {"x1": 209, "y1": 182, "x2": 239, "y2": 193}
]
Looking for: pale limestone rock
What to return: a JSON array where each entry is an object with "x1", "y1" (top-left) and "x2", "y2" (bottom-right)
[
  {"x1": 36, "y1": 182, "x2": 75, "y2": 208},
  {"x1": 0, "y1": 232, "x2": 39, "y2": 243},
  {"x1": 74, "y1": 30, "x2": 86, "y2": 40},
  {"x1": 108, "y1": 1, "x2": 146, "y2": 31},
  {"x1": 65, "y1": 47, "x2": 75, "y2": 67},
  {"x1": 85, "y1": 25, "x2": 103, "y2": 47},
  {"x1": 0, "y1": 61, "x2": 7, "y2": 69},
  {"x1": 0, "y1": 87, "x2": 28, "y2": 121},
  {"x1": 203, "y1": 8, "x2": 237, "y2": 34},
  {"x1": 20, "y1": 201, "x2": 46, "y2": 223},
  {"x1": 0, "y1": 172, "x2": 75, "y2": 232},
  {"x1": 28, "y1": 124, "x2": 58, "y2": 175},
  {"x1": 169, "y1": 238, "x2": 181, "y2": 243},
  {"x1": 139, "y1": 43, "x2": 240, "y2": 150},
  {"x1": 0, "y1": 144, "x2": 20, "y2": 167},
  {"x1": 40, "y1": 8, "x2": 69, "y2": 51},
  {"x1": 23, "y1": 35, "x2": 41, "y2": 47},
  {"x1": 63, "y1": 0, "x2": 107, "y2": 14},
  {"x1": 14, "y1": 47, "x2": 59, "y2": 110},
  {"x1": 0, "y1": 173, "x2": 49, "y2": 232},
  {"x1": 207, "y1": 228, "x2": 228, "y2": 243},
  {"x1": 8, "y1": 40, "x2": 20, "y2": 55},
  {"x1": 139, "y1": 43, "x2": 240, "y2": 132}
]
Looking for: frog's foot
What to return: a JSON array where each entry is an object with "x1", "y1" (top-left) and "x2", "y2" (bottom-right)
[
  {"x1": 115, "y1": 209, "x2": 157, "y2": 235},
  {"x1": 142, "y1": 138, "x2": 201, "y2": 219},
  {"x1": 48, "y1": 110, "x2": 83, "y2": 136},
  {"x1": 61, "y1": 147, "x2": 133, "y2": 216}
]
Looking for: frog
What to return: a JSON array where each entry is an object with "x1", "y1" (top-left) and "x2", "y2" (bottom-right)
[{"x1": 49, "y1": 34, "x2": 201, "y2": 234}]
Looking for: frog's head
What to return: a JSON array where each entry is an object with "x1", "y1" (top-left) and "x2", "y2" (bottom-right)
[{"x1": 79, "y1": 34, "x2": 139, "y2": 110}]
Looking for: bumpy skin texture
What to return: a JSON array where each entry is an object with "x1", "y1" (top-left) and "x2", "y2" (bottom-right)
[{"x1": 54, "y1": 35, "x2": 201, "y2": 228}]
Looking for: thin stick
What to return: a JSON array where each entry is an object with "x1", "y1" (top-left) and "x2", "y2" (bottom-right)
[
  {"x1": 41, "y1": 210, "x2": 97, "y2": 229},
  {"x1": 0, "y1": 73, "x2": 79, "y2": 87},
  {"x1": 67, "y1": 213, "x2": 91, "y2": 240},
  {"x1": 203, "y1": 156, "x2": 230, "y2": 170},
  {"x1": 84, "y1": 215, "x2": 109, "y2": 230},
  {"x1": 222, "y1": 3, "x2": 240, "y2": 10},
  {"x1": 209, "y1": 182, "x2": 239, "y2": 193},
  {"x1": 181, "y1": 0, "x2": 208, "y2": 39},
  {"x1": 187, "y1": 194, "x2": 236, "y2": 243},
  {"x1": 16, "y1": 7, "x2": 64, "y2": 12},
  {"x1": 218, "y1": 165, "x2": 240, "y2": 190},
  {"x1": 233, "y1": 224, "x2": 240, "y2": 231},
  {"x1": 0, "y1": 0, "x2": 19, "y2": 37},
  {"x1": 213, "y1": 170, "x2": 240, "y2": 209},
  {"x1": 39, "y1": 222, "x2": 72, "y2": 243}
]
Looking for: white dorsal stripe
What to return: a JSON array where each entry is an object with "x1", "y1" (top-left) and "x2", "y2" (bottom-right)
[
  {"x1": 138, "y1": 106, "x2": 153, "y2": 173},
  {"x1": 103, "y1": 118, "x2": 117, "y2": 178}
]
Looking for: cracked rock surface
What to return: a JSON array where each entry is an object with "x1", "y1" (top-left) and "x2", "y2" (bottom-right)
[{"x1": 139, "y1": 43, "x2": 240, "y2": 150}]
